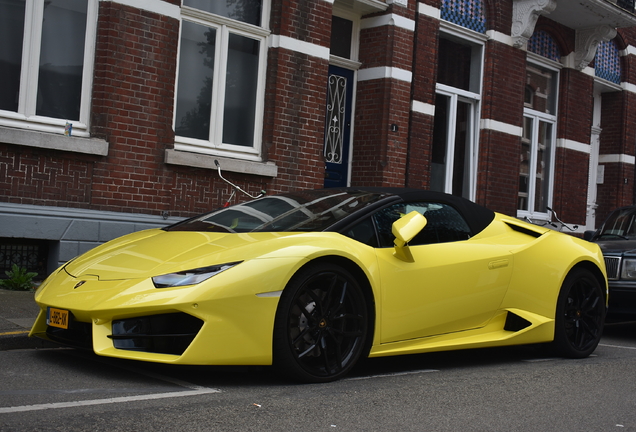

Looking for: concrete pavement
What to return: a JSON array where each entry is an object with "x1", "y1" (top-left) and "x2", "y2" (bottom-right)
[{"x1": 0, "y1": 289, "x2": 55, "y2": 350}]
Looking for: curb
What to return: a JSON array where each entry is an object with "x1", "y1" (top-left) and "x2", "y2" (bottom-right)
[{"x1": 0, "y1": 331, "x2": 57, "y2": 351}]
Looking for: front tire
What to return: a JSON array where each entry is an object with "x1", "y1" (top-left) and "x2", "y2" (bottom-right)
[
  {"x1": 273, "y1": 262, "x2": 370, "y2": 383},
  {"x1": 552, "y1": 268, "x2": 605, "y2": 358}
]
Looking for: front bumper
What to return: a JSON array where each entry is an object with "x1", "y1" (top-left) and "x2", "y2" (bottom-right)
[
  {"x1": 29, "y1": 265, "x2": 284, "y2": 365},
  {"x1": 607, "y1": 280, "x2": 636, "y2": 320}
]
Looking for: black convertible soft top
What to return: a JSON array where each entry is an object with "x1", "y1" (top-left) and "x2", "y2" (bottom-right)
[
  {"x1": 322, "y1": 187, "x2": 495, "y2": 235},
  {"x1": 166, "y1": 187, "x2": 496, "y2": 236}
]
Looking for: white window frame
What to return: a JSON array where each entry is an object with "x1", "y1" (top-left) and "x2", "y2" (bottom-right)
[
  {"x1": 434, "y1": 86, "x2": 480, "y2": 200},
  {"x1": 173, "y1": 4, "x2": 270, "y2": 162},
  {"x1": 517, "y1": 55, "x2": 560, "y2": 220},
  {"x1": 433, "y1": 25, "x2": 485, "y2": 201},
  {"x1": 0, "y1": 0, "x2": 98, "y2": 138}
]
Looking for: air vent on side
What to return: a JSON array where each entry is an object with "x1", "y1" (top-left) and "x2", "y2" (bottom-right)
[
  {"x1": 503, "y1": 222, "x2": 543, "y2": 238},
  {"x1": 504, "y1": 311, "x2": 532, "y2": 332}
]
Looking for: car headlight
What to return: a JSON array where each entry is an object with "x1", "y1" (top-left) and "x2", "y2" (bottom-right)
[
  {"x1": 621, "y1": 258, "x2": 636, "y2": 280},
  {"x1": 152, "y1": 261, "x2": 242, "y2": 288}
]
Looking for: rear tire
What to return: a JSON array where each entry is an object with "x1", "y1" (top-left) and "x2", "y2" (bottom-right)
[
  {"x1": 552, "y1": 268, "x2": 605, "y2": 358},
  {"x1": 273, "y1": 262, "x2": 370, "y2": 383}
]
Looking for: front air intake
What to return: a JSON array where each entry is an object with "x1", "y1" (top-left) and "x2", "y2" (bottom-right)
[{"x1": 109, "y1": 313, "x2": 203, "y2": 355}]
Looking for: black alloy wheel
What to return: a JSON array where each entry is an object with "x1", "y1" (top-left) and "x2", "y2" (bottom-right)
[
  {"x1": 552, "y1": 268, "x2": 605, "y2": 358},
  {"x1": 273, "y1": 262, "x2": 370, "y2": 383}
]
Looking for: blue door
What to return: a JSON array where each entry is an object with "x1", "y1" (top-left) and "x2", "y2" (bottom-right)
[{"x1": 324, "y1": 66, "x2": 353, "y2": 188}]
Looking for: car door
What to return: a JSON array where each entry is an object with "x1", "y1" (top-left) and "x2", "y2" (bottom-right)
[{"x1": 373, "y1": 202, "x2": 513, "y2": 343}]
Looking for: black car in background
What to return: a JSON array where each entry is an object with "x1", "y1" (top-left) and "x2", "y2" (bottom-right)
[{"x1": 587, "y1": 206, "x2": 636, "y2": 321}]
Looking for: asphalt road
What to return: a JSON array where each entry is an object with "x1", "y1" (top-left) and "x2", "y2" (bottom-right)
[{"x1": 1, "y1": 290, "x2": 636, "y2": 431}]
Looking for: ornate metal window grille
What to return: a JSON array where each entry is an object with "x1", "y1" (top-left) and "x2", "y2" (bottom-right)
[
  {"x1": 0, "y1": 239, "x2": 48, "y2": 278},
  {"x1": 440, "y1": 0, "x2": 486, "y2": 33},
  {"x1": 527, "y1": 30, "x2": 561, "y2": 62},
  {"x1": 324, "y1": 74, "x2": 347, "y2": 164},
  {"x1": 595, "y1": 40, "x2": 621, "y2": 84}
]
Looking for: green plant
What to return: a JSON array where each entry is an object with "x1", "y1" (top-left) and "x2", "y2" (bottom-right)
[{"x1": 0, "y1": 264, "x2": 38, "y2": 291}]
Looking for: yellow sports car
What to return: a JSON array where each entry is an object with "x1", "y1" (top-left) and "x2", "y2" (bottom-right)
[{"x1": 31, "y1": 188, "x2": 607, "y2": 382}]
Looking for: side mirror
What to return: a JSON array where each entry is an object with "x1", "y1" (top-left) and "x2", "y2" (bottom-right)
[
  {"x1": 583, "y1": 230, "x2": 596, "y2": 241},
  {"x1": 392, "y1": 211, "x2": 427, "y2": 261}
]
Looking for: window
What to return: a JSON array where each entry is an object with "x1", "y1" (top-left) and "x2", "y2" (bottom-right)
[
  {"x1": 518, "y1": 62, "x2": 558, "y2": 217},
  {"x1": 330, "y1": 16, "x2": 353, "y2": 59},
  {"x1": 174, "y1": 0, "x2": 269, "y2": 160},
  {"x1": 0, "y1": 0, "x2": 97, "y2": 136},
  {"x1": 373, "y1": 202, "x2": 471, "y2": 248},
  {"x1": 432, "y1": 35, "x2": 483, "y2": 200}
]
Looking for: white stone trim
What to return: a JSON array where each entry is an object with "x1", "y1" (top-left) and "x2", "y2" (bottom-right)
[
  {"x1": 0, "y1": 126, "x2": 108, "y2": 156},
  {"x1": 417, "y1": 3, "x2": 440, "y2": 20},
  {"x1": 486, "y1": 30, "x2": 513, "y2": 46},
  {"x1": 357, "y1": 67, "x2": 412, "y2": 83},
  {"x1": 165, "y1": 149, "x2": 278, "y2": 177},
  {"x1": 360, "y1": 13, "x2": 415, "y2": 31},
  {"x1": 101, "y1": 0, "x2": 181, "y2": 20},
  {"x1": 620, "y1": 45, "x2": 636, "y2": 57},
  {"x1": 511, "y1": 0, "x2": 556, "y2": 49},
  {"x1": 556, "y1": 138, "x2": 590, "y2": 154},
  {"x1": 621, "y1": 82, "x2": 636, "y2": 94},
  {"x1": 479, "y1": 119, "x2": 523, "y2": 137},
  {"x1": 573, "y1": 25, "x2": 616, "y2": 71},
  {"x1": 411, "y1": 100, "x2": 435, "y2": 116},
  {"x1": 599, "y1": 154, "x2": 636, "y2": 164},
  {"x1": 269, "y1": 34, "x2": 330, "y2": 60}
]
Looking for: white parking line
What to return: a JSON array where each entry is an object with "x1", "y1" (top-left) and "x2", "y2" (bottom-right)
[
  {"x1": 0, "y1": 350, "x2": 221, "y2": 414},
  {"x1": 345, "y1": 369, "x2": 439, "y2": 381},
  {"x1": 599, "y1": 343, "x2": 636, "y2": 350},
  {"x1": 0, "y1": 388, "x2": 220, "y2": 414}
]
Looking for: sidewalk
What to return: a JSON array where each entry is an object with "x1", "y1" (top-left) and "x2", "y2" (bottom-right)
[{"x1": 0, "y1": 289, "x2": 55, "y2": 350}]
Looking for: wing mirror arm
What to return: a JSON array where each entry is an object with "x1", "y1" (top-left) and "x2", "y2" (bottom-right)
[{"x1": 392, "y1": 211, "x2": 427, "y2": 262}]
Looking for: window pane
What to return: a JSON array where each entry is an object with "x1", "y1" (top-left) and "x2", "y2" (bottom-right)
[
  {"x1": 0, "y1": 0, "x2": 25, "y2": 112},
  {"x1": 175, "y1": 22, "x2": 216, "y2": 140},
  {"x1": 452, "y1": 101, "x2": 471, "y2": 198},
  {"x1": 437, "y1": 38, "x2": 472, "y2": 91},
  {"x1": 534, "y1": 121, "x2": 553, "y2": 213},
  {"x1": 519, "y1": 117, "x2": 533, "y2": 211},
  {"x1": 183, "y1": 0, "x2": 262, "y2": 26},
  {"x1": 222, "y1": 33, "x2": 259, "y2": 147},
  {"x1": 330, "y1": 16, "x2": 353, "y2": 59},
  {"x1": 36, "y1": 0, "x2": 87, "y2": 120},
  {"x1": 525, "y1": 64, "x2": 557, "y2": 115},
  {"x1": 431, "y1": 93, "x2": 450, "y2": 192},
  {"x1": 373, "y1": 202, "x2": 471, "y2": 247}
]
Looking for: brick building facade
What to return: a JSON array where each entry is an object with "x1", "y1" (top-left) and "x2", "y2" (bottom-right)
[{"x1": 2, "y1": 0, "x2": 636, "y2": 277}]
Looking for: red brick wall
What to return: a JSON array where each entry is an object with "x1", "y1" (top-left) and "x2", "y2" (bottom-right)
[
  {"x1": 551, "y1": 69, "x2": 593, "y2": 223},
  {"x1": 405, "y1": 12, "x2": 438, "y2": 189},
  {"x1": 90, "y1": 2, "x2": 179, "y2": 214},
  {"x1": 557, "y1": 69, "x2": 593, "y2": 143},
  {"x1": 263, "y1": 0, "x2": 332, "y2": 193},
  {"x1": 411, "y1": 15, "x2": 439, "y2": 105},
  {"x1": 476, "y1": 130, "x2": 521, "y2": 216},
  {"x1": 352, "y1": 7, "x2": 415, "y2": 187},
  {"x1": 484, "y1": 0, "x2": 512, "y2": 34},
  {"x1": 0, "y1": 146, "x2": 95, "y2": 207},
  {"x1": 596, "y1": 89, "x2": 636, "y2": 220},
  {"x1": 481, "y1": 41, "x2": 525, "y2": 126},
  {"x1": 553, "y1": 148, "x2": 589, "y2": 225},
  {"x1": 477, "y1": 41, "x2": 526, "y2": 215}
]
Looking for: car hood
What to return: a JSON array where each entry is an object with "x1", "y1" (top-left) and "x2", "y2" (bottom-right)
[
  {"x1": 594, "y1": 239, "x2": 636, "y2": 255},
  {"x1": 64, "y1": 228, "x2": 302, "y2": 281}
]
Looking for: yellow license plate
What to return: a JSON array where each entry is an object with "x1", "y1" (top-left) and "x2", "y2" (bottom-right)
[{"x1": 47, "y1": 307, "x2": 69, "y2": 329}]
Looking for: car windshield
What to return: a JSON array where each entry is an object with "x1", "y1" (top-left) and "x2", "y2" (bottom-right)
[
  {"x1": 597, "y1": 207, "x2": 636, "y2": 239},
  {"x1": 165, "y1": 189, "x2": 392, "y2": 233}
]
